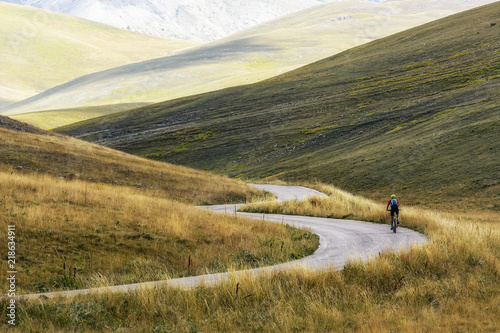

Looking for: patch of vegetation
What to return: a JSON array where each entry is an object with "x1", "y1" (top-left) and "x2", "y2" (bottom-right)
[
  {"x1": 172, "y1": 142, "x2": 191, "y2": 154},
  {"x1": 299, "y1": 124, "x2": 337, "y2": 135},
  {"x1": 386, "y1": 120, "x2": 420, "y2": 134},
  {"x1": 433, "y1": 107, "x2": 458, "y2": 119},
  {"x1": 173, "y1": 128, "x2": 218, "y2": 143},
  {"x1": 356, "y1": 99, "x2": 376, "y2": 108},
  {"x1": 169, "y1": 128, "x2": 218, "y2": 154},
  {"x1": 403, "y1": 58, "x2": 435, "y2": 70},
  {"x1": 447, "y1": 49, "x2": 471, "y2": 59}
]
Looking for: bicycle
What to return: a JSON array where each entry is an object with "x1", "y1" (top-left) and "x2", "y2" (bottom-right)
[{"x1": 387, "y1": 208, "x2": 398, "y2": 233}]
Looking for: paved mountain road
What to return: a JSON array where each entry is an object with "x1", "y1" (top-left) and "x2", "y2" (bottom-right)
[{"x1": 18, "y1": 184, "x2": 427, "y2": 299}]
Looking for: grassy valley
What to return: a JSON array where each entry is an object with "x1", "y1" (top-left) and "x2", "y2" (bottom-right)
[
  {"x1": 57, "y1": 2, "x2": 500, "y2": 212},
  {"x1": 5, "y1": 0, "x2": 497, "y2": 128}
]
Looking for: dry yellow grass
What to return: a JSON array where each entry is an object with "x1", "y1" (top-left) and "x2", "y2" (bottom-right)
[
  {"x1": 0, "y1": 170, "x2": 318, "y2": 294},
  {"x1": 243, "y1": 182, "x2": 499, "y2": 231},
  {"x1": 6, "y1": 183, "x2": 498, "y2": 332}
]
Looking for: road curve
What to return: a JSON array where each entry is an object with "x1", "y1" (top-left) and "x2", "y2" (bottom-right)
[{"x1": 18, "y1": 184, "x2": 427, "y2": 299}]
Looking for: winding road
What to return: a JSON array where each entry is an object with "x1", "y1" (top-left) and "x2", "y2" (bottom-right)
[{"x1": 19, "y1": 184, "x2": 427, "y2": 299}]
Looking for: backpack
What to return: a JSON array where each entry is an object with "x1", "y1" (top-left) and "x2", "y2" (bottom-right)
[{"x1": 390, "y1": 199, "x2": 398, "y2": 207}]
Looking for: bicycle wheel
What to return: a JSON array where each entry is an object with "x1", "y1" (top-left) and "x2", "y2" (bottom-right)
[{"x1": 393, "y1": 216, "x2": 397, "y2": 233}]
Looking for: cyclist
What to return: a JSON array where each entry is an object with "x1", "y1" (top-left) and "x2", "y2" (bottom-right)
[{"x1": 387, "y1": 194, "x2": 399, "y2": 230}]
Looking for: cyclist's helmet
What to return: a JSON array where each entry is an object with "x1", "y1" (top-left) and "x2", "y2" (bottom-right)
[{"x1": 391, "y1": 194, "x2": 396, "y2": 199}]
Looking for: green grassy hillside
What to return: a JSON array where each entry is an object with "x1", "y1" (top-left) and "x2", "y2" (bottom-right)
[
  {"x1": 57, "y1": 3, "x2": 500, "y2": 212},
  {"x1": 4, "y1": 0, "x2": 496, "y2": 126},
  {"x1": 0, "y1": 2, "x2": 198, "y2": 106}
]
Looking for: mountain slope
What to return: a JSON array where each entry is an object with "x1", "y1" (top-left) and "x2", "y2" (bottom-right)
[
  {"x1": 3, "y1": 0, "x2": 497, "y2": 125},
  {"x1": 0, "y1": 2, "x2": 198, "y2": 107},
  {"x1": 57, "y1": 2, "x2": 500, "y2": 211},
  {"x1": 0, "y1": 116, "x2": 260, "y2": 205},
  {"x1": 1, "y1": 0, "x2": 339, "y2": 41}
]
